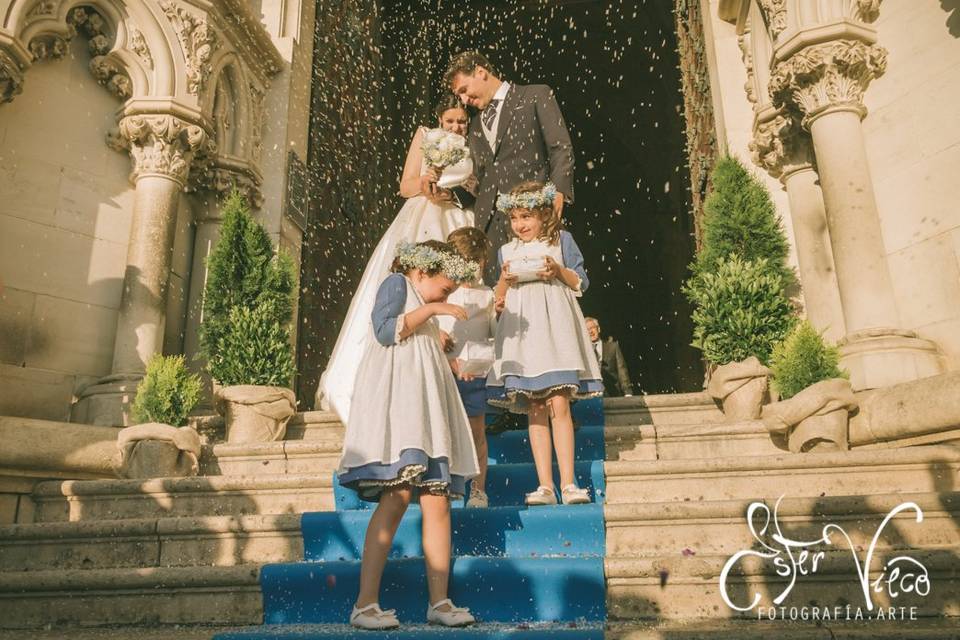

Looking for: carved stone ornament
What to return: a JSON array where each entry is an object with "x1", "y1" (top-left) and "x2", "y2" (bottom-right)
[
  {"x1": 110, "y1": 114, "x2": 207, "y2": 185},
  {"x1": 90, "y1": 56, "x2": 131, "y2": 99},
  {"x1": 749, "y1": 111, "x2": 814, "y2": 179},
  {"x1": 160, "y1": 0, "x2": 219, "y2": 97},
  {"x1": 855, "y1": 0, "x2": 883, "y2": 23},
  {"x1": 768, "y1": 39, "x2": 888, "y2": 127},
  {"x1": 738, "y1": 30, "x2": 758, "y2": 105},
  {"x1": 757, "y1": 0, "x2": 787, "y2": 39},
  {"x1": 0, "y1": 49, "x2": 27, "y2": 103},
  {"x1": 28, "y1": 34, "x2": 68, "y2": 61},
  {"x1": 128, "y1": 25, "x2": 154, "y2": 69},
  {"x1": 27, "y1": 0, "x2": 58, "y2": 19}
]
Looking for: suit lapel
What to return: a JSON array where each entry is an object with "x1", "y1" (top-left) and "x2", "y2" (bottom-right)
[
  {"x1": 469, "y1": 119, "x2": 492, "y2": 167},
  {"x1": 493, "y1": 84, "x2": 520, "y2": 156}
]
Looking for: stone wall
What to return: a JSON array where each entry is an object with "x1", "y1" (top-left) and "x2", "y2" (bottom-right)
[
  {"x1": 0, "y1": 37, "x2": 137, "y2": 421},
  {"x1": 863, "y1": 0, "x2": 960, "y2": 370}
]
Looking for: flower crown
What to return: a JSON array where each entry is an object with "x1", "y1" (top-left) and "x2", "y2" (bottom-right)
[
  {"x1": 496, "y1": 182, "x2": 558, "y2": 213},
  {"x1": 395, "y1": 242, "x2": 480, "y2": 283}
]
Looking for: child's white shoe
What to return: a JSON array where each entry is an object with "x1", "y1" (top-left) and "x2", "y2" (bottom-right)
[
  {"x1": 561, "y1": 483, "x2": 591, "y2": 505},
  {"x1": 524, "y1": 485, "x2": 558, "y2": 506},
  {"x1": 426, "y1": 598, "x2": 476, "y2": 627},
  {"x1": 350, "y1": 602, "x2": 399, "y2": 630},
  {"x1": 466, "y1": 488, "x2": 489, "y2": 508}
]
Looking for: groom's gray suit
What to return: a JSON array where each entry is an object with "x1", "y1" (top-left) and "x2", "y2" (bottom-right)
[{"x1": 467, "y1": 83, "x2": 575, "y2": 283}]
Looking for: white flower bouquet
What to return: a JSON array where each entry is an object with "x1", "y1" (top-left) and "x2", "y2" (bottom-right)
[{"x1": 421, "y1": 128, "x2": 470, "y2": 169}]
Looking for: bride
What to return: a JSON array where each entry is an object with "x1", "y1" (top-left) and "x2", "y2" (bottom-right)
[{"x1": 315, "y1": 95, "x2": 477, "y2": 422}]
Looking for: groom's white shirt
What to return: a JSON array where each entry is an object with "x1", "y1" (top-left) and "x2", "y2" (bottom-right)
[{"x1": 482, "y1": 81, "x2": 511, "y2": 152}]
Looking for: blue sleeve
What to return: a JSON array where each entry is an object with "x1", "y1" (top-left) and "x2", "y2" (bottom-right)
[
  {"x1": 560, "y1": 231, "x2": 589, "y2": 292},
  {"x1": 371, "y1": 274, "x2": 408, "y2": 346}
]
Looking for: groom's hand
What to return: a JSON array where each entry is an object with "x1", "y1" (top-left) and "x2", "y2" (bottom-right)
[{"x1": 553, "y1": 192, "x2": 565, "y2": 219}]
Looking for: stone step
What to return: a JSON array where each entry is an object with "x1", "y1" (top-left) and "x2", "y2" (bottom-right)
[
  {"x1": 0, "y1": 627, "x2": 240, "y2": 640},
  {"x1": 605, "y1": 492, "x2": 960, "y2": 559},
  {"x1": 603, "y1": 392, "x2": 723, "y2": 427},
  {"x1": 604, "y1": 444, "x2": 960, "y2": 505},
  {"x1": 605, "y1": 547, "x2": 960, "y2": 622},
  {"x1": 0, "y1": 513, "x2": 304, "y2": 571},
  {"x1": 0, "y1": 565, "x2": 263, "y2": 629},
  {"x1": 31, "y1": 474, "x2": 334, "y2": 523},
  {"x1": 195, "y1": 411, "x2": 344, "y2": 443},
  {"x1": 605, "y1": 419, "x2": 787, "y2": 461},
  {"x1": 201, "y1": 440, "x2": 342, "y2": 476},
  {"x1": 215, "y1": 623, "x2": 605, "y2": 639}
]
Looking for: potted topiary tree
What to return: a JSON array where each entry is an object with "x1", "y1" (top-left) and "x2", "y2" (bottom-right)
[
  {"x1": 199, "y1": 191, "x2": 298, "y2": 444},
  {"x1": 763, "y1": 321, "x2": 857, "y2": 452},
  {"x1": 683, "y1": 156, "x2": 797, "y2": 420},
  {"x1": 113, "y1": 354, "x2": 203, "y2": 478}
]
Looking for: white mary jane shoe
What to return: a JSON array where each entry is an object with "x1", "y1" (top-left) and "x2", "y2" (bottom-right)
[
  {"x1": 426, "y1": 598, "x2": 476, "y2": 627},
  {"x1": 350, "y1": 602, "x2": 400, "y2": 630},
  {"x1": 561, "y1": 483, "x2": 591, "y2": 505},
  {"x1": 524, "y1": 485, "x2": 558, "y2": 506}
]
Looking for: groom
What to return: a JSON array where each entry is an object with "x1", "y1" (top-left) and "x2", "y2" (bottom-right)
[{"x1": 444, "y1": 51, "x2": 575, "y2": 283}]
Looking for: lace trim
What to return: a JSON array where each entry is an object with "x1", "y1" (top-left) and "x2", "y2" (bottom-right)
[
  {"x1": 356, "y1": 463, "x2": 462, "y2": 498},
  {"x1": 489, "y1": 383, "x2": 602, "y2": 411}
]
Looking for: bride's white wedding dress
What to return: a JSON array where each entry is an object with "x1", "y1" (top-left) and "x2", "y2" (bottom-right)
[{"x1": 315, "y1": 128, "x2": 475, "y2": 423}]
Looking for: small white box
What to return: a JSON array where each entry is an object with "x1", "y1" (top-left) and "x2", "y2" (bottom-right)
[
  {"x1": 459, "y1": 340, "x2": 495, "y2": 376},
  {"x1": 509, "y1": 255, "x2": 545, "y2": 283}
]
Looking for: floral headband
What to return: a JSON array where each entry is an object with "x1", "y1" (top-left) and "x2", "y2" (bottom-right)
[
  {"x1": 496, "y1": 182, "x2": 558, "y2": 213},
  {"x1": 395, "y1": 242, "x2": 480, "y2": 283}
]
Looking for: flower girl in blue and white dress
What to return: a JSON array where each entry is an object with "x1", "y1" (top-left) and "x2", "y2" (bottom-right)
[
  {"x1": 337, "y1": 240, "x2": 480, "y2": 630},
  {"x1": 488, "y1": 181, "x2": 603, "y2": 507}
]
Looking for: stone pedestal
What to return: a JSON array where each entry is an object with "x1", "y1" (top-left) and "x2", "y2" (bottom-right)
[{"x1": 73, "y1": 114, "x2": 206, "y2": 426}]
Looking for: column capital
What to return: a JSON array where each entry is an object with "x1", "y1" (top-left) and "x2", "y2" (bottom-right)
[
  {"x1": 108, "y1": 113, "x2": 207, "y2": 186},
  {"x1": 750, "y1": 108, "x2": 816, "y2": 181},
  {"x1": 769, "y1": 39, "x2": 887, "y2": 128}
]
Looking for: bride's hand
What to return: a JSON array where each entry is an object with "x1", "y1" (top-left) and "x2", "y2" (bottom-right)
[
  {"x1": 419, "y1": 174, "x2": 437, "y2": 198},
  {"x1": 431, "y1": 303, "x2": 467, "y2": 321}
]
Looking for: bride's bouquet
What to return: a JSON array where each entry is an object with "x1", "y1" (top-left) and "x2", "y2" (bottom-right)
[{"x1": 421, "y1": 128, "x2": 470, "y2": 169}]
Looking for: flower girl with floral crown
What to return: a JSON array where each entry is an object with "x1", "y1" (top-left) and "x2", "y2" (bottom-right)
[
  {"x1": 337, "y1": 240, "x2": 480, "y2": 630},
  {"x1": 488, "y1": 181, "x2": 603, "y2": 507}
]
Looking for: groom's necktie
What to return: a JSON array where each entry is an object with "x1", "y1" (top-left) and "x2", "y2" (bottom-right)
[{"x1": 482, "y1": 99, "x2": 501, "y2": 132}]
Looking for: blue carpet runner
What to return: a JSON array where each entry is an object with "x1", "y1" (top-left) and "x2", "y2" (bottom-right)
[{"x1": 215, "y1": 397, "x2": 606, "y2": 639}]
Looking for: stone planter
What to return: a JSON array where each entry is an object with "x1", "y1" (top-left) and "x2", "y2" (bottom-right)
[
  {"x1": 707, "y1": 357, "x2": 772, "y2": 421},
  {"x1": 113, "y1": 422, "x2": 202, "y2": 479},
  {"x1": 761, "y1": 378, "x2": 858, "y2": 453},
  {"x1": 215, "y1": 385, "x2": 296, "y2": 444}
]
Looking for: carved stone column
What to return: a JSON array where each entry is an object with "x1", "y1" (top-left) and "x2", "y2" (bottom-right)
[
  {"x1": 751, "y1": 110, "x2": 846, "y2": 343},
  {"x1": 72, "y1": 114, "x2": 207, "y2": 426},
  {"x1": 770, "y1": 40, "x2": 943, "y2": 389}
]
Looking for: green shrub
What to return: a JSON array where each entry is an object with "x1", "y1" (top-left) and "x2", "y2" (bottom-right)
[
  {"x1": 210, "y1": 302, "x2": 297, "y2": 388},
  {"x1": 693, "y1": 155, "x2": 795, "y2": 288},
  {"x1": 770, "y1": 320, "x2": 847, "y2": 399},
  {"x1": 131, "y1": 355, "x2": 202, "y2": 427},
  {"x1": 684, "y1": 255, "x2": 797, "y2": 366},
  {"x1": 199, "y1": 191, "x2": 297, "y2": 387}
]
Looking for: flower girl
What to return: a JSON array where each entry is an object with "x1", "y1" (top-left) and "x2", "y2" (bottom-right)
[
  {"x1": 438, "y1": 226, "x2": 497, "y2": 508},
  {"x1": 488, "y1": 181, "x2": 602, "y2": 506},
  {"x1": 337, "y1": 240, "x2": 480, "y2": 629}
]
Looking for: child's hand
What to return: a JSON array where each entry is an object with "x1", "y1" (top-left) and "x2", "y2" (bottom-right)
[
  {"x1": 500, "y1": 261, "x2": 519, "y2": 286},
  {"x1": 438, "y1": 330, "x2": 455, "y2": 354},
  {"x1": 538, "y1": 255, "x2": 563, "y2": 281},
  {"x1": 494, "y1": 296, "x2": 506, "y2": 313},
  {"x1": 432, "y1": 303, "x2": 467, "y2": 321}
]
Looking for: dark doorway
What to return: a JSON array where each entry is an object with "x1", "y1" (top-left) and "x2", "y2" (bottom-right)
[{"x1": 297, "y1": 0, "x2": 703, "y2": 405}]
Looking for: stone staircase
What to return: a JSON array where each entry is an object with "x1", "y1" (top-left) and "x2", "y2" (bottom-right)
[{"x1": 0, "y1": 394, "x2": 957, "y2": 638}]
